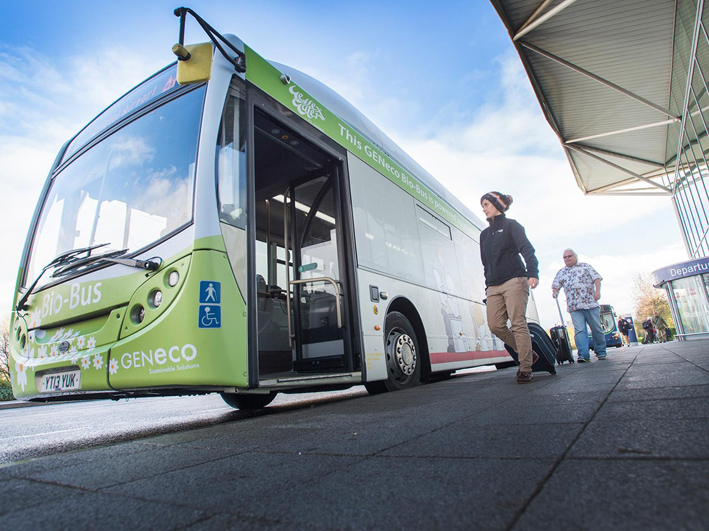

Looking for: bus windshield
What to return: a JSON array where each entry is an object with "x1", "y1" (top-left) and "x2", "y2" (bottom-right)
[
  {"x1": 25, "y1": 85, "x2": 206, "y2": 285},
  {"x1": 601, "y1": 310, "x2": 616, "y2": 334}
]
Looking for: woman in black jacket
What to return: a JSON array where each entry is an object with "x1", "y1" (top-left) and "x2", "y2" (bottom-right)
[{"x1": 480, "y1": 191, "x2": 539, "y2": 383}]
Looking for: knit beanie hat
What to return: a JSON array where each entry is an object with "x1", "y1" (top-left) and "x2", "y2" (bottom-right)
[{"x1": 480, "y1": 191, "x2": 513, "y2": 213}]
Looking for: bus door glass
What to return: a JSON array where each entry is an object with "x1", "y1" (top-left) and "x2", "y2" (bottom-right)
[
  {"x1": 252, "y1": 107, "x2": 351, "y2": 376},
  {"x1": 289, "y1": 172, "x2": 348, "y2": 371}
]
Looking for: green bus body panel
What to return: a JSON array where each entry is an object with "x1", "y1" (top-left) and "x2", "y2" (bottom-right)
[
  {"x1": 9, "y1": 236, "x2": 248, "y2": 399},
  {"x1": 109, "y1": 249, "x2": 248, "y2": 389},
  {"x1": 244, "y1": 46, "x2": 477, "y2": 239}
]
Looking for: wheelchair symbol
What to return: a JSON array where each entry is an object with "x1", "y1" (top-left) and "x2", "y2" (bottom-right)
[{"x1": 199, "y1": 305, "x2": 221, "y2": 328}]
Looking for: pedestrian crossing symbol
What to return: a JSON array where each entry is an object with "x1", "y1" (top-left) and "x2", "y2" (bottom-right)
[{"x1": 200, "y1": 281, "x2": 221, "y2": 304}]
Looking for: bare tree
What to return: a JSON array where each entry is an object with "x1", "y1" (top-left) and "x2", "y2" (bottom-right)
[
  {"x1": 632, "y1": 273, "x2": 674, "y2": 339},
  {"x1": 0, "y1": 317, "x2": 10, "y2": 384},
  {"x1": 0, "y1": 317, "x2": 13, "y2": 400}
]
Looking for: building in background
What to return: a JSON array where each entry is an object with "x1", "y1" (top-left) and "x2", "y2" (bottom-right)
[{"x1": 653, "y1": 257, "x2": 709, "y2": 339}]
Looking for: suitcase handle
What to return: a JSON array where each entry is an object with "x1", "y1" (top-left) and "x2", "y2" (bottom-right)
[{"x1": 555, "y1": 294, "x2": 565, "y2": 325}]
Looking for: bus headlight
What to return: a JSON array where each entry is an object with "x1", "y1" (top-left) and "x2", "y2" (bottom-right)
[
  {"x1": 149, "y1": 290, "x2": 163, "y2": 308},
  {"x1": 168, "y1": 271, "x2": 180, "y2": 287},
  {"x1": 131, "y1": 305, "x2": 146, "y2": 324}
]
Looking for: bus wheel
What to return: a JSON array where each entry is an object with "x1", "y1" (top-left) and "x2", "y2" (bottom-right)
[
  {"x1": 221, "y1": 392, "x2": 277, "y2": 410},
  {"x1": 383, "y1": 312, "x2": 421, "y2": 391}
]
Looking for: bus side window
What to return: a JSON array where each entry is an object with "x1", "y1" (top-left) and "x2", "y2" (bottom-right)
[{"x1": 217, "y1": 86, "x2": 247, "y2": 229}]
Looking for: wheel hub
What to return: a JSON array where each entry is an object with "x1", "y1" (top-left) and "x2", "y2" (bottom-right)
[{"x1": 393, "y1": 333, "x2": 416, "y2": 375}]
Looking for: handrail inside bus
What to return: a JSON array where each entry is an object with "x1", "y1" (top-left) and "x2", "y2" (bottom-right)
[
  {"x1": 289, "y1": 277, "x2": 343, "y2": 330},
  {"x1": 284, "y1": 189, "x2": 292, "y2": 347}
]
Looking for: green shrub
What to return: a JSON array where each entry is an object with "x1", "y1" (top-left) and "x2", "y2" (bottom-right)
[{"x1": 0, "y1": 384, "x2": 15, "y2": 401}]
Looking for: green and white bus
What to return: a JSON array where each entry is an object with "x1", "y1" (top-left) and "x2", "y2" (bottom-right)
[{"x1": 9, "y1": 8, "x2": 538, "y2": 408}]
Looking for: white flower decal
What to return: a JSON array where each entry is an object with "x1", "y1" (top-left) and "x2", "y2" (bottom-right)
[
  {"x1": 50, "y1": 344, "x2": 58, "y2": 358},
  {"x1": 15, "y1": 362, "x2": 27, "y2": 392},
  {"x1": 87, "y1": 337, "x2": 96, "y2": 349},
  {"x1": 92, "y1": 354, "x2": 103, "y2": 370},
  {"x1": 50, "y1": 327, "x2": 66, "y2": 342},
  {"x1": 69, "y1": 346, "x2": 79, "y2": 364},
  {"x1": 109, "y1": 358, "x2": 118, "y2": 375},
  {"x1": 29, "y1": 310, "x2": 42, "y2": 329},
  {"x1": 81, "y1": 357, "x2": 90, "y2": 370},
  {"x1": 37, "y1": 346, "x2": 48, "y2": 360},
  {"x1": 77, "y1": 336, "x2": 86, "y2": 349}
]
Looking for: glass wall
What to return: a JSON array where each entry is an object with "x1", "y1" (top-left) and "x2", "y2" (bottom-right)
[
  {"x1": 670, "y1": 275, "x2": 709, "y2": 335},
  {"x1": 669, "y1": 0, "x2": 709, "y2": 258}
]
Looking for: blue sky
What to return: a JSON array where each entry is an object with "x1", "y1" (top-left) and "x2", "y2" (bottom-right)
[{"x1": 0, "y1": 0, "x2": 685, "y2": 328}]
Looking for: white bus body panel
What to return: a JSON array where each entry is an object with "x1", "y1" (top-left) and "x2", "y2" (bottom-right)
[{"x1": 347, "y1": 154, "x2": 510, "y2": 381}]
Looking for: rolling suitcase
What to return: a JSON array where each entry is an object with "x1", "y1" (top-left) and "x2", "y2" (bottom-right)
[
  {"x1": 553, "y1": 297, "x2": 575, "y2": 364},
  {"x1": 504, "y1": 322, "x2": 557, "y2": 374}
]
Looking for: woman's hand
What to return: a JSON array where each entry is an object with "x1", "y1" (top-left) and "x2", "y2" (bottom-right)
[{"x1": 528, "y1": 278, "x2": 539, "y2": 289}]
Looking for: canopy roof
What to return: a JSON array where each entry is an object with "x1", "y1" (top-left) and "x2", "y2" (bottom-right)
[{"x1": 490, "y1": 0, "x2": 703, "y2": 197}]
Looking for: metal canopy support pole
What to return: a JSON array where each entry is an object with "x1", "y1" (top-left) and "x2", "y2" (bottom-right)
[
  {"x1": 675, "y1": 172, "x2": 701, "y2": 256},
  {"x1": 513, "y1": 0, "x2": 579, "y2": 41},
  {"x1": 565, "y1": 118, "x2": 678, "y2": 145},
  {"x1": 672, "y1": 194, "x2": 693, "y2": 257},
  {"x1": 519, "y1": 41, "x2": 679, "y2": 120},
  {"x1": 565, "y1": 144, "x2": 672, "y2": 193},
  {"x1": 570, "y1": 144, "x2": 665, "y2": 168},
  {"x1": 672, "y1": 0, "x2": 706, "y2": 194},
  {"x1": 683, "y1": 88, "x2": 709, "y2": 227},
  {"x1": 677, "y1": 133, "x2": 709, "y2": 256},
  {"x1": 676, "y1": 150, "x2": 703, "y2": 256}
]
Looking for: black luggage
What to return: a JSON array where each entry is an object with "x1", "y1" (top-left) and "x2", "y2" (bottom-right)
[
  {"x1": 550, "y1": 326, "x2": 574, "y2": 364},
  {"x1": 552, "y1": 297, "x2": 575, "y2": 364},
  {"x1": 504, "y1": 322, "x2": 557, "y2": 375}
]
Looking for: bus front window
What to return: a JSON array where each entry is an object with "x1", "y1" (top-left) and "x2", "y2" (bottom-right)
[{"x1": 26, "y1": 86, "x2": 206, "y2": 285}]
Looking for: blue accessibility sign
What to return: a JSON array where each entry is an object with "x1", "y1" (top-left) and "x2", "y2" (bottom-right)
[
  {"x1": 198, "y1": 305, "x2": 221, "y2": 328},
  {"x1": 199, "y1": 281, "x2": 221, "y2": 304}
]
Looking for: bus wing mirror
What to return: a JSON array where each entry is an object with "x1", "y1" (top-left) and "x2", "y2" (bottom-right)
[{"x1": 173, "y1": 42, "x2": 213, "y2": 85}]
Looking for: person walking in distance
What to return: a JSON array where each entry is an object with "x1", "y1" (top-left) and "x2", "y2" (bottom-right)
[
  {"x1": 552, "y1": 249, "x2": 608, "y2": 362},
  {"x1": 479, "y1": 192, "x2": 539, "y2": 384},
  {"x1": 617, "y1": 316, "x2": 630, "y2": 347},
  {"x1": 652, "y1": 311, "x2": 669, "y2": 343}
]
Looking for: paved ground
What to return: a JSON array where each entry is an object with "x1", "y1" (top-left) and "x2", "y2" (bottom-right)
[{"x1": 0, "y1": 340, "x2": 708, "y2": 530}]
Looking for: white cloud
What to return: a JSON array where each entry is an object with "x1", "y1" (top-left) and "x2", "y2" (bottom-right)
[
  {"x1": 371, "y1": 53, "x2": 687, "y2": 329},
  {"x1": 0, "y1": 45, "x2": 165, "y2": 319}
]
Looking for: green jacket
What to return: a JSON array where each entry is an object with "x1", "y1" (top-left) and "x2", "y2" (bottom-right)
[{"x1": 652, "y1": 315, "x2": 668, "y2": 330}]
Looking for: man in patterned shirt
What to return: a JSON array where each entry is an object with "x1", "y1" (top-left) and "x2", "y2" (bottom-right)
[{"x1": 551, "y1": 249, "x2": 607, "y2": 362}]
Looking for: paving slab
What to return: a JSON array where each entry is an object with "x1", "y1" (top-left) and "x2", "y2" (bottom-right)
[{"x1": 0, "y1": 340, "x2": 707, "y2": 530}]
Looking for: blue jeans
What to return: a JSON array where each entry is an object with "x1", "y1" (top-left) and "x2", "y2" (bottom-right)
[{"x1": 570, "y1": 307, "x2": 607, "y2": 359}]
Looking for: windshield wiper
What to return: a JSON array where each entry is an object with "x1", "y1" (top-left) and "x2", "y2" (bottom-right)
[
  {"x1": 53, "y1": 249, "x2": 161, "y2": 277},
  {"x1": 16, "y1": 243, "x2": 111, "y2": 312},
  {"x1": 52, "y1": 248, "x2": 131, "y2": 277}
]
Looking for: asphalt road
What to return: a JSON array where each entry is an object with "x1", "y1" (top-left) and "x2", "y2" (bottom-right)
[{"x1": 0, "y1": 387, "x2": 369, "y2": 465}]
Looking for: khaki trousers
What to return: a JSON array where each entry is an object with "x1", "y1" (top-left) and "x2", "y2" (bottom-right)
[{"x1": 486, "y1": 277, "x2": 533, "y2": 372}]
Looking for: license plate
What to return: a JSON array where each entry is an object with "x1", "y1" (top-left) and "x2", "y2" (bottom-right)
[{"x1": 40, "y1": 370, "x2": 81, "y2": 392}]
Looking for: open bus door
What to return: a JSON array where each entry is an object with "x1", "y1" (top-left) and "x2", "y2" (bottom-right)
[{"x1": 249, "y1": 99, "x2": 358, "y2": 385}]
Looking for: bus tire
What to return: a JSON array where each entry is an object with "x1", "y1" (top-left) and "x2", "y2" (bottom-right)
[
  {"x1": 378, "y1": 311, "x2": 421, "y2": 392},
  {"x1": 221, "y1": 392, "x2": 277, "y2": 410}
]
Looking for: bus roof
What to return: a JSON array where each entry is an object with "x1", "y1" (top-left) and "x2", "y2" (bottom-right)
[{"x1": 270, "y1": 61, "x2": 485, "y2": 233}]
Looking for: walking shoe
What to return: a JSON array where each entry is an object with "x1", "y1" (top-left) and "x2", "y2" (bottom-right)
[
  {"x1": 516, "y1": 370, "x2": 534, "y2": 384},
  {"x1": 598, "y1": 355, "x2": 607, "y2": 360},
  {"x1": 577, "y1": 357, "x2": 589, "y2": 363}
]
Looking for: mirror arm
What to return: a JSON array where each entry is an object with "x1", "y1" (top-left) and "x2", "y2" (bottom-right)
[{"x1": 173, "y1": 7, "x2": 246, "y2": 73}]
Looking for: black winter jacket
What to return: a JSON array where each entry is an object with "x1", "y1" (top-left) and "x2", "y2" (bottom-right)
[{"x1": 480, "y1": 214, "x2": 539, "y2": 287}]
